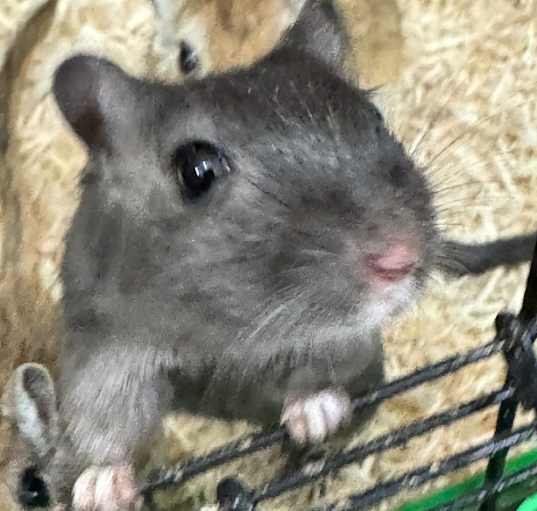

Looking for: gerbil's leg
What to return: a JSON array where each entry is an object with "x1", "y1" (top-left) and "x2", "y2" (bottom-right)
[
  {"x1": 279, "y1": 336, "x2": 383, "y2": 446},
  {"x1": 280, "y1": 388, "x2": 352, "y2": 445},
  {"x1": 72, "y1": 465, "x2": 143, "y2": 511},
  {"x1": 58, "y1": 343, "x2": 173, "y2": 511}
]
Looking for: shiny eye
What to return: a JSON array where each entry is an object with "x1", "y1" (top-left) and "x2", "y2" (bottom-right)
[
  {"x1": 173, "y1": 142, "x2": 232, "y2": 199},
  {"x1": 179, "y1": 41, "x2": 198, "y2": 75},
  {"x1": 18, "y1": 467, "x2": 50, "y2": 508}
]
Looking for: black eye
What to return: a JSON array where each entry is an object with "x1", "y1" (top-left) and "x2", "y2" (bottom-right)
[
  {"x1": 173, "y1": 142, "x2": 232, "y2": 199},
  {"x1": 179, "y1": 41, "x2": 198, "y2": 75},
  {"x1": 18, "y1": 467, "x2": 50, "y2": 508},
  {"x1": 389, "y1": 164, "x2": 407, "y2": 188}
]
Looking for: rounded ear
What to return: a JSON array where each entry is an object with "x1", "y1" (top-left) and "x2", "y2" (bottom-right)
[
  {"x1": 279, "y1": 0, "x2": 348, "y2": 71},
  {"x1": 1, "y1": 363, "x2": 58, "y2": 458},
  {"x1": 52, "y1": 54, "x2": 139, "y2": 151}
]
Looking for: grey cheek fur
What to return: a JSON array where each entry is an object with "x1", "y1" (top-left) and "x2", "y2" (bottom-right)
[
  {"x1": 51, "y1": 0, "x2": 437, "y2": 478},
  {"x1": 55, "y1": 60, "x2": 436, "y2": 467}
]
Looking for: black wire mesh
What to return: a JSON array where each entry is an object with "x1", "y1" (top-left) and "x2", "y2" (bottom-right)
[{"x1": 140, "y1": 238, "x2": 537, "y2": 510}]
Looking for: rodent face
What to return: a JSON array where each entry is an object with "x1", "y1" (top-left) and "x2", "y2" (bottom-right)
[{"x1": 58, "y1": 52, "x2": 438, "y2": 371}]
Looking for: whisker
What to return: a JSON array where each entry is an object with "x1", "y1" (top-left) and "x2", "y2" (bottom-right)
[
  {"x1": 409, "y1": 75, "x2": 468, "y2": 158},
  {"x1": 433, "y1": 198, "x2": 490, "y2": 208},
  {"x1": 244, "y1": 176, "x2": 292, "y2": 210},
  {"x1": 289, "y1": 227, "x2": 338, "y2": 254},
  {"x1": 426, "y1": 147, "x2": 518, "y2": 183},
  {"x1": 434, "y1": 195, "x2": 520, "y2": 211},
  {"x1": 424, "y1": 99, "x2": 529, "y2": 168},
  {"x1": 393, "y1": 51, "x2": 478, "y2": 147},
  {"x1": 298, "y1": 248, "x2": 334, "y2": 259},
  {"x1": 431, "y1": 180, "x2": 483, "y2": 196},
  {"x1": 434, "y1": 221, "x2": 466, "y2": 229}
]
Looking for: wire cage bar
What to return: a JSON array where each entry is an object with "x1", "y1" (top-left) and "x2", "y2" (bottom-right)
[{"x1": 140, "y1": 238, "x2": 537, "y2": 511}]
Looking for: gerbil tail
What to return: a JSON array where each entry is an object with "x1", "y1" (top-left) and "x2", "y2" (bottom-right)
[
  {"x1": 438, "y1": 232, "x2": 537, "y2": 277},
  {"x1": 0, "y1": 0, "x2": 57, "y2": 270}
]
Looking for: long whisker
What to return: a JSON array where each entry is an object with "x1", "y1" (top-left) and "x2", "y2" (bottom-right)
[
  {"x1": 244, "y1": 176, "x2": 292, "y2": 210},
  {"x1": 409, "y1": 75, "x2": 468, "y2": 157},
  {"x1": 426, "y1": 147, "x2": 518, "y2": 183},
  {"x1": 424, "y1": 100, "x2": 528, "y2": 168},
  {"x1": 431, "y1": 181, "x2": 483, "y2": 196},
  {"x1": 434, "y1": 221, "x2": 466, "y2": 230}
]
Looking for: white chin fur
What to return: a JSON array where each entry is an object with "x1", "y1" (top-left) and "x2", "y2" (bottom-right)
[{"x1": 360, "y1": 276, "x2": 418, "y2": 330}]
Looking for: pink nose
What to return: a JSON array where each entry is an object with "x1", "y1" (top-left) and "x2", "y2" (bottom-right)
[{"x1": 366, "y1": 243, "x2": 419, "y2": 282}]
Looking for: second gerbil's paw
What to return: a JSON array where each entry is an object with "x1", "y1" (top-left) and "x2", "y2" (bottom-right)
[
  {"x1": 281, "y1": 388, "x2": 352, "y2": 445},
  {"x1": 72, "y1": 465, "x2": 143, "y2": 511}
]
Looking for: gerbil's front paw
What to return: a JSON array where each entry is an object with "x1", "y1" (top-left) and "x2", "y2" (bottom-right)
[
  {"x1": 281, "y1": 388, "x2": 352, "y2": 445},
  {"x1": 72, "y1": 465, "x2": 142, "y2": 511}
]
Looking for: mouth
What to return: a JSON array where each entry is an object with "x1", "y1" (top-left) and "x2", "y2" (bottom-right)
[{"x1": 367, "y1": 264, "x2": 417, "y2": 283}]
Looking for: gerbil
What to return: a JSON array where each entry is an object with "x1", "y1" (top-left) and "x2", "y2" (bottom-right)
[
  {"x1": 149, "y1": 0, "x2": 404, "y2": 88},
  {"x1": 3, "y1": 1, "x2": 537, "y2": 510}
]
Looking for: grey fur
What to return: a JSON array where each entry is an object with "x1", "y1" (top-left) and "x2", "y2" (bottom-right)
[
  {"x1": 280, "y1": 0, "x2": 348, "y2": 71},
  {"x1": 7, "y1": 0, "x2": 536, "y2": 507}
]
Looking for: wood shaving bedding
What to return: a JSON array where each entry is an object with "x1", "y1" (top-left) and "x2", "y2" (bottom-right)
[{"x1": 0, "y1": 0, "x2": 536, "y2": 509}]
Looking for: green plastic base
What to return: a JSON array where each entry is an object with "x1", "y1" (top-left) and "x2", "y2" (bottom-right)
[
  {"x1": 395, "y1": 449, "x2": 537, "y2": 511},
  {"x1": 519, "y1": 493, "x2": 537, "y2": 511}
]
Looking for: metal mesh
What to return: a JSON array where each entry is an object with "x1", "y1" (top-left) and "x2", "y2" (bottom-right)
[{"x1": 141, "y1": 240, "x2": 537, "y2": 510}]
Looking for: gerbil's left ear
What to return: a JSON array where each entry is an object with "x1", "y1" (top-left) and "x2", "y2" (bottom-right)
[
  {"x1": 279, "y1": 0, "x2": 348, "y2": 71},
  {"x1": 1, "y1": 363, "x2": 59, "y2": 458},
  {"x1": 52, "y1": 54, "x2": 140, "y2": 151}
]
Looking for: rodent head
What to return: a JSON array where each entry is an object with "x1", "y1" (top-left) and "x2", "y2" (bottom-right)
[
  {"x1": 0, "y1": 364, "x2": 68, "y2": 511},
  {"x1": 53, "y1": 0, "x2": 438, "y2": 370}
]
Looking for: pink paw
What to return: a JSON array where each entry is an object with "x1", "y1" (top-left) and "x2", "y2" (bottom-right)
[
  {"x1": 72, "y1": 465, "x2": 142, "y2": 511},
  {"x1": 281, "y1": 388, "x2": 352, "y2": 445}
]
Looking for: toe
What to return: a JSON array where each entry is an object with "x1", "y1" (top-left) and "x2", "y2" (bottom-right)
[
  {"x1": 94, "y1": 467, "x2": 116, "y2": 509},
  {"x1": 303, "y1": 397, "x2": 329, "y2": 443},
  {"x1": 281, "y1": 402, "x2": 308, "y2": 445},
  {"x1": 113, "y1": 466, "x2": 139, "y2": 508},
  {"x1": 318, "y1": 390, "x2": 351, "y2": 433},
  {"x1": 281, "y1": 389, "x2": 352, "y2": 446},
  {"x1": 72, "y1": 467, "x2": 98, "y2": 511},
  {"x1": 72, "y1": 465, "x2": 141, "y2": 511}
]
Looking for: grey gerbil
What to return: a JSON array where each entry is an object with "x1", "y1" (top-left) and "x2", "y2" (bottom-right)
[{"x1": 3, "y1": 1, "x2": 536, "y2": 510}]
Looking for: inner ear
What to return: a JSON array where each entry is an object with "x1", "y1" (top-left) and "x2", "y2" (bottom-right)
[
  {"x1": 20, "y1": 365, "x2": 55, "y2": 428},
  {"x1": 278, "y1": 0, "x2": 348, "y2": 72},
  {"x1": 52, "y1": 54, "x2": 137, "y2": 150},
  {"x1": 9, "y1": 364, "x2": 58, "y2": 457}
]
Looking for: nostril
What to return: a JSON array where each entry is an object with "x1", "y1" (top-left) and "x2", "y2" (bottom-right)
[{"x1": 366, "y1": 243, "x2": 418, "y2": 282}]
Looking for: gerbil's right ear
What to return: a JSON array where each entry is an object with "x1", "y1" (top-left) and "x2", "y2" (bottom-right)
[
  {"x1": 52, "y1": 55, "x2": 139, "y2": 151},
  {"x1": 1, "y1": 363, "x2": 59, "y2": 458},
  {"x1": 279, "y1": 0, "x2": 348, "y2": 71}
]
